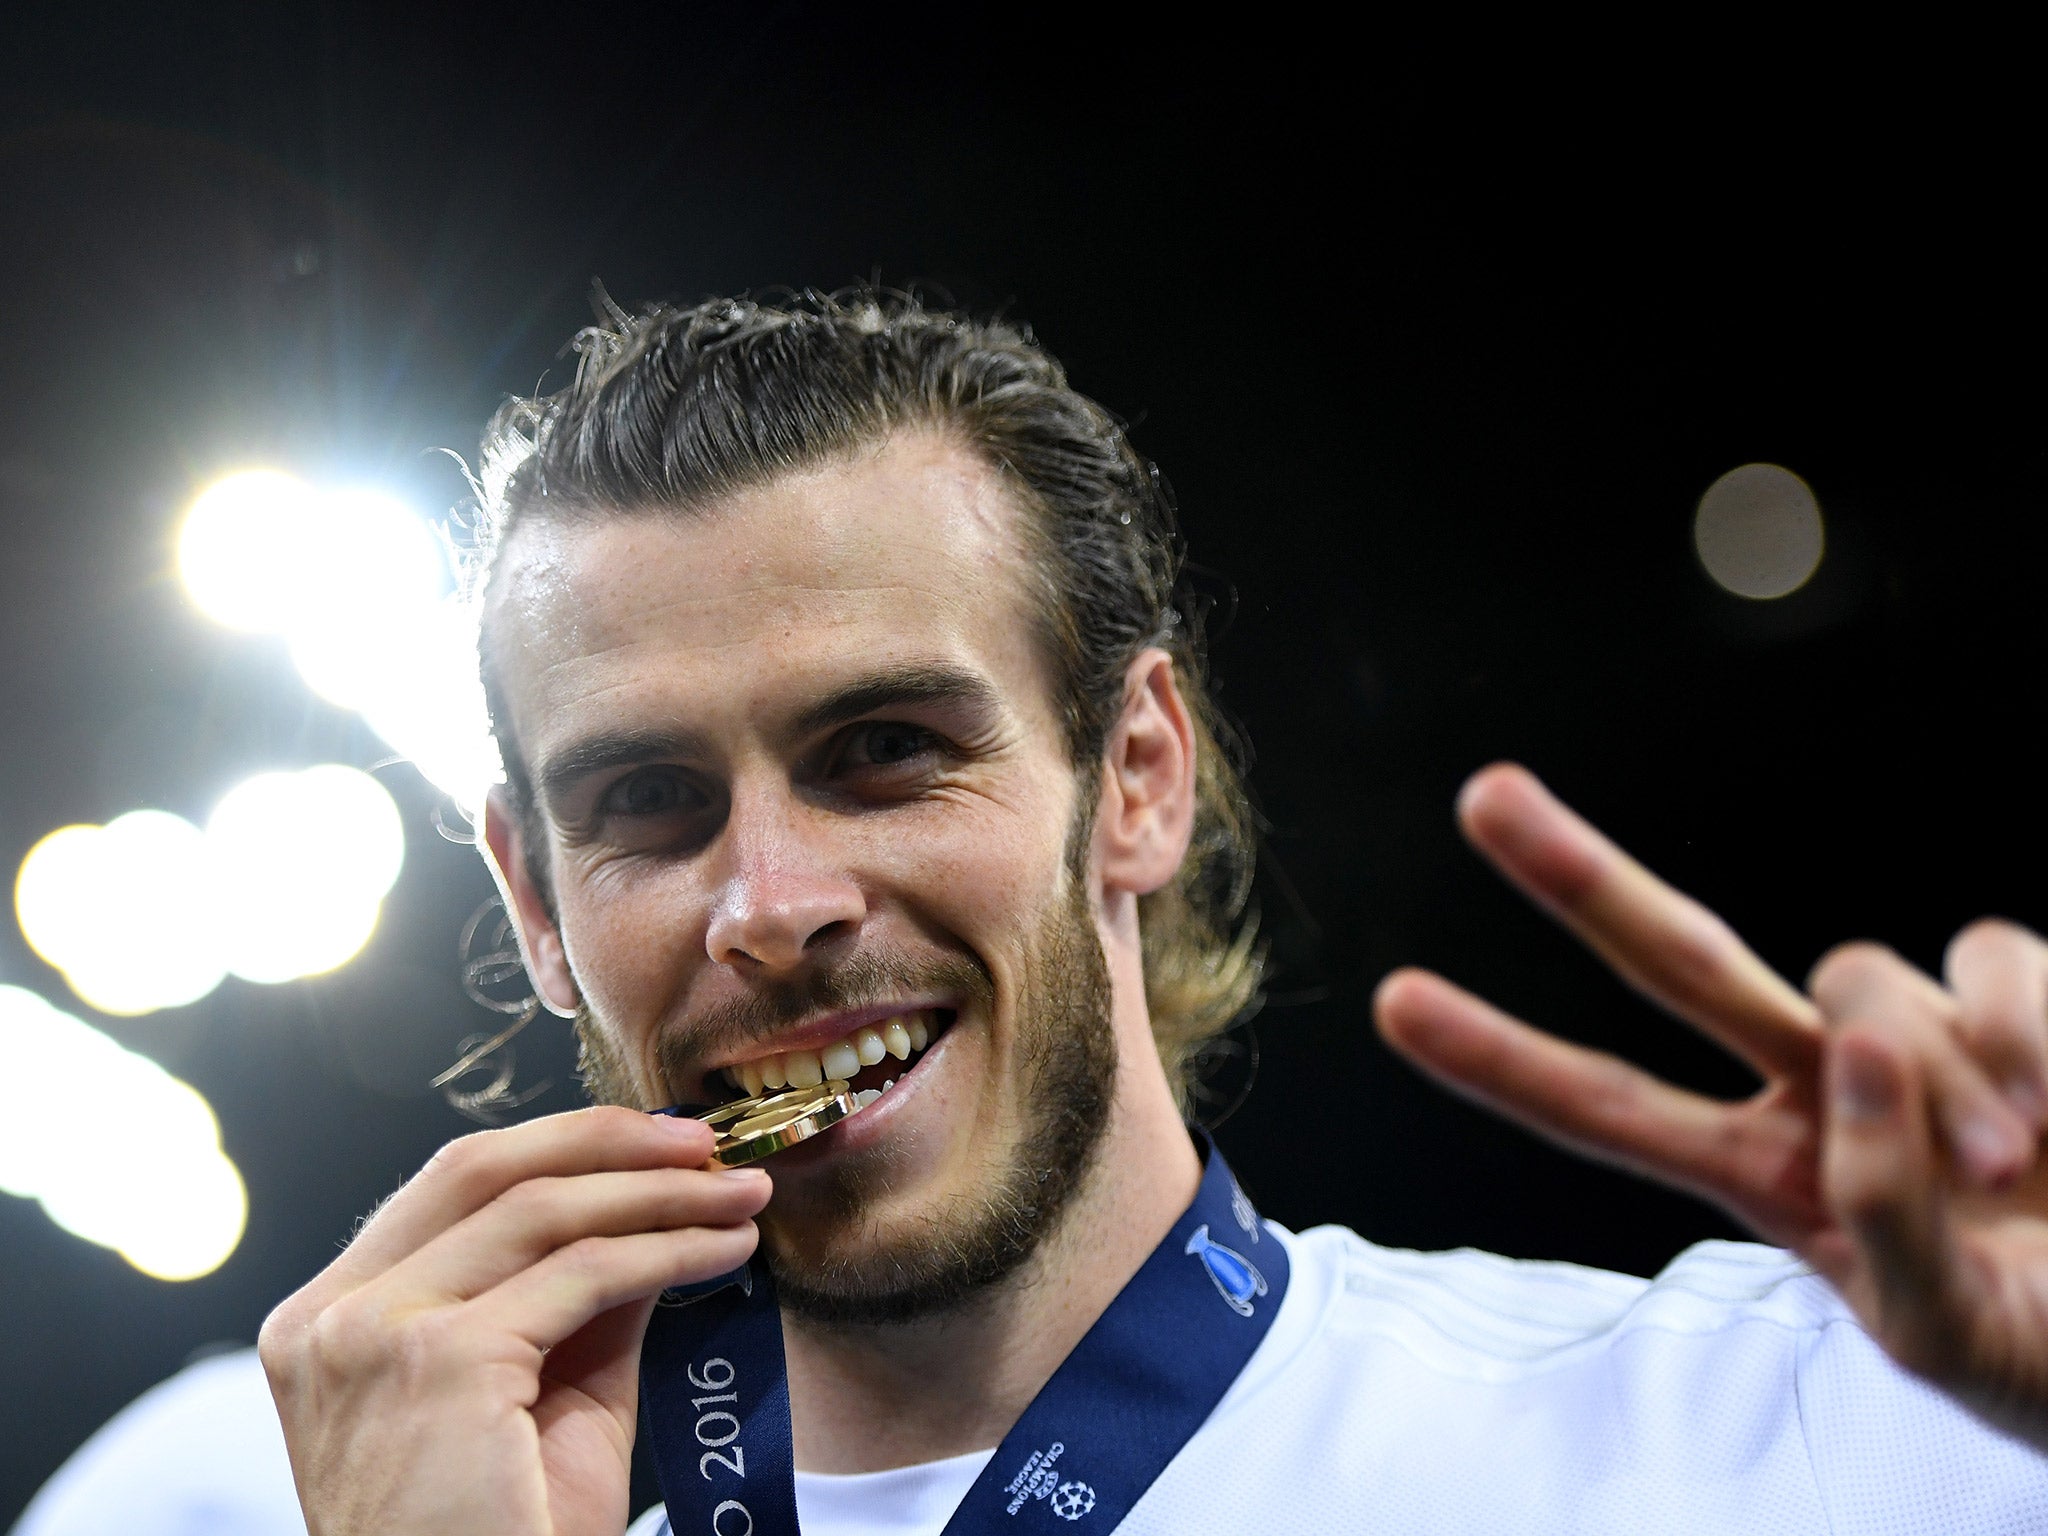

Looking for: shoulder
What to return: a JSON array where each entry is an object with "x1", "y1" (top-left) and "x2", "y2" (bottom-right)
[
  {"x1": 1159, "y1": 1225, "x2": 2048, "y2": 1535},
  {"x1": 13, "y1": 1347, "x2": 306, "y2": 1536},
  {"x1": 1288, "y1": 1224, "x2": 1839, "y2": 1379}
]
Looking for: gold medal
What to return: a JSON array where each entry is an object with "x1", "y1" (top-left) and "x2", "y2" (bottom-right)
[{"x1": 700, "y1": 1080, "x2": 857, "y2": 1167}]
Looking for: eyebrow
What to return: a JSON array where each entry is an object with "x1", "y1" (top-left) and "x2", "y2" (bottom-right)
[
  {"x1": 789, "y1": 662, "x2": 1005, "y2": 737},
  {"x1": 533, "y1": 662, "x2": 1005, "y2": 807}
]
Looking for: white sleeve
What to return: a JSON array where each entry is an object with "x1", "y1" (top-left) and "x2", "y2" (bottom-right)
[
  {"x1": 1798, "y1": 1315, "x2": 2048, "y2": 1535},
  {"x1": 11, "y1": 1349, "x2": 307, "y2": 1536},
  {"x1": 625, "y1": 1506, "x2": 671, "y2": 1536}
]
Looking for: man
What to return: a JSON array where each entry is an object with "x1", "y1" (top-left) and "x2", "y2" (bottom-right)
[{"x1": 259, "y1": 292, "x2": 2048, "y2": 1533}]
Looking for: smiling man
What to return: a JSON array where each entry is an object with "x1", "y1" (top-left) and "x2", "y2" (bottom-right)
[{"x1": 259, "y1": 294, "x2": 2048, "y2": 1534}]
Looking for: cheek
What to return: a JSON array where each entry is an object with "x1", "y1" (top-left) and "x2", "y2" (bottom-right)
[
  {"x1": 907, "y1": 826, "x2": 1050, "y2": 925},
  {"x1": 554, "y1": 858, "x2": 704, "y2": 1016},
  {"x1": 884, "y1": 794, "x2": 1083, "y2": 995}
]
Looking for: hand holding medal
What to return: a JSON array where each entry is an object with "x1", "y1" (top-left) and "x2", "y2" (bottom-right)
[{"x1": 258, "y1": 1107, "x2": 775, "y2": 1536}]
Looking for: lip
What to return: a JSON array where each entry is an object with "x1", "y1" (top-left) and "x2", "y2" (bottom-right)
[{"x1": 691, "y1": 995, "x2": 958, "y2": 1098}]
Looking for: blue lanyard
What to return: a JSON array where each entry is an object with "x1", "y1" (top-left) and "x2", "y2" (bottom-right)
[{"x1": 639, "y1": 1135, "x2": 1287, "y2": 1536}]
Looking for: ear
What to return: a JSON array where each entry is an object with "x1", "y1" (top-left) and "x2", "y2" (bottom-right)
[
  {"x1": 1094, "y1": 648, "x2": 1198, "y2": 898},
  {"x1": 481, "y1": 789, "x2": 581, "y2": 1018}
]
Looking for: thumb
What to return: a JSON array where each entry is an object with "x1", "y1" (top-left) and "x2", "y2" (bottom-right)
[{"x1": 1822, "y1": 1024, "x2": 1967, "y2": 1375}]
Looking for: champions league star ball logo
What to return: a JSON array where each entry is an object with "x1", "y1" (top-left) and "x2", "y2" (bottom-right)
[
  {"x1": 1185, "y1": 1224, "x2": 1268, "y2": 1317},
  {"x1": 1050, "y1": 1482, "x2": 1097, "y2": 1520}
]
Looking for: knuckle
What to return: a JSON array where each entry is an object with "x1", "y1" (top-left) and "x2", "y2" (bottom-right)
[
  {"x1": 584, "y1": 1103, "x2": 664, "y2": 1147},
  {"x1": 420, "y1": 1125, "x2": 517, "y2": 1202},
  {"x1": 1655, "y1": 912, "x2": 1739, "y2": 1004},
  {"x1": 494, "y1": 1174, "x2": 568, "y2": 1230},
  {"x1": 306, "y1": 1295, "x2": 445, "y2": 1388},
  {"x1": 304, "y1": 1300, "x2": 372, "y2": 1377},
  {"x1": 554, "y1": 1233, "x2": 614, "y2": 1281},
  {"x1": 419, "y1": 1131, "x2": 482, "y2": 1189},
  {"x1": 256, "y1": 1299, "x2": 306, "y2": 1380}
]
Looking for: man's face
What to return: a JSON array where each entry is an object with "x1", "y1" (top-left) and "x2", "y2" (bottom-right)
[{"x1": 485, "y1": 431, "x2": 1119, "y2": 1318}]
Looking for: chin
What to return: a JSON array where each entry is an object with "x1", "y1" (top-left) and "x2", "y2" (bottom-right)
[
  {"x1": 763, "y1": 975, "x2": 1118, "y2": 1326},
  {"x1": 761, "y1": 1172, "x2": 1069, "y2": 1327}
]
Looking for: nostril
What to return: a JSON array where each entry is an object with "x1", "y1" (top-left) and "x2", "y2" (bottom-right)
[{"x1": 806, "y1": 918, "x2": 858, "y2": 950}]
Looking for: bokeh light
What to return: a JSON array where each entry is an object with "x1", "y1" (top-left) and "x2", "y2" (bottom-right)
[
  {"x1": 283, "y1": 487, "x2": 447, "y2": 713},
  {"x1": 1693, "y1": 463, "x2": 1825, "y2": 599},
  {"x1": 356, "y1": 596, "x2": 503, "y2": 819},
  {"x1": 204, "y1": 765, "x2": 405, "y2": 984},
  {"x1": 177, "y1": 470, "x2": 501, "y2": 813},
  {"x1": 177, "y1": 470, "x2": 321, "y2": 633},
  {"x1": 0, "y1": 984, "x2": 247, "y2": 1279},
  {"x1": 15, "y1": 813, "x2": 228, "y2": 1016},
  {"x1": 13, "y1": 767, "x2": 404, "y2": 1013}
]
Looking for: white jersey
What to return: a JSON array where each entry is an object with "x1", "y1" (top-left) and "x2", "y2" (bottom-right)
[
  {"x1": 627, "y1": 1223, "x2": 2048, "y2": 1536},
  {"x1": 21, "y1": 1226, "x2": 2048, "y2": 1535}
]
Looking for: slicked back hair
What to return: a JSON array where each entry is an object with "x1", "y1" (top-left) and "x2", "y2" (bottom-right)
[{"x1": 470, "y1": 291, "x2": 1262, "y2": 1109}]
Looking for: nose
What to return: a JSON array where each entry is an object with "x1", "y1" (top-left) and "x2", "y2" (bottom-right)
[{"x1": 703, "y1": 787, "x2": 866, "y2": 973}]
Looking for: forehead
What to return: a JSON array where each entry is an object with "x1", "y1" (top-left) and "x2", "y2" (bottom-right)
[{"x1": 489, "y1": 432, "x2": 1052, "y2": 761}]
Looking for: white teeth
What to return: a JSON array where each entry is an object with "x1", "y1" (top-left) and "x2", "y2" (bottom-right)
[
  {"x1": 727, "y1": 1011, "x2": 944, "y2": 1096},
  {"x1": 853, "y1": 1088, "x2": 881, "y2": 1108}
]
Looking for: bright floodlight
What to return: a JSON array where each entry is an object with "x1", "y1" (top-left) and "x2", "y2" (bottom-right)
[
  {"x1": 286, "y1": 488, "x2": 447, "y2": 713},
  {"x1": 177, "y1": 469, "x2": 499, "y2": 811},
  {"x1": 15, "y1": 812, "x2": 228, "y2": 1016},
  {"x1": 204, "y1": 764, "x2": 404, "y2": 984},
  {"x1": 0, "y1": 984, "x2": 247, "y2": 1280},
  {"x1": 276, "y1": 492, "x2": 502, "y2": 810},
  {"x1": 1694, "y1": 464, "x2": 1825, "y2": 599},
  {"x1": 356, "y1": 596, "x2": 505, "y2": 815},
  {"x1": 178, "y1": 470, "x2": 320, "y2": 632}
]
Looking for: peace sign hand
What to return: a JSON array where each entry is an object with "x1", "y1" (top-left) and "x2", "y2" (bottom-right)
[{"x1": 1374, "y1": 764, "x2": 2048, "y2": 1450}]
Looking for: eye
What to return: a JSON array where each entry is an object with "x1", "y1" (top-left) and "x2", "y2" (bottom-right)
[
  {"x1": 598, "y1": 766, "x2": 706, "y2": 818},
  {"x1": 834, "y1": 721, "x2": 941, "y2": 773}
]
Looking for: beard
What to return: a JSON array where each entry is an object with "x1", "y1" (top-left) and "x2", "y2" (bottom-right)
[{"x1": 570, "y1": 860, "x2": 1119, "y2": 1328}]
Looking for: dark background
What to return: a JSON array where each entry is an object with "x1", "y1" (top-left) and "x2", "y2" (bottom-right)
[{"x1": 2, "y1": 8, "x2": 2040, "y2": 1524}]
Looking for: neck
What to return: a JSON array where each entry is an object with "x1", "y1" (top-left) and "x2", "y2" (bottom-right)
[{"x1": 781, "y1": 1040, "x2": 1200, "y2": 1473}]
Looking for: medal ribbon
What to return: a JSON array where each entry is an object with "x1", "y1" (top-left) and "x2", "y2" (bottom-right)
[{"x1": 640, "y1": 1134, "x2": 1288, "y2": 1535}]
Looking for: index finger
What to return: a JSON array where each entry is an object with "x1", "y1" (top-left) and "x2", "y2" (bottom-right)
[
  {"x1": 1458, "y1": 763, "x2": 1821, "y2": 1079},
  {"x1": 315, "y1": 1106, "x2": 715, "y2": 1298}
]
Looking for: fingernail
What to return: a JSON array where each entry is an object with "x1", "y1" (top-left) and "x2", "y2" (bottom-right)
[
  {"x1": 715, "y1": 1166, "x2": 769, "y2": 1182},
  {"x1": 1832, "y1": 1048, "x2": 1896, "y2": 1122}
]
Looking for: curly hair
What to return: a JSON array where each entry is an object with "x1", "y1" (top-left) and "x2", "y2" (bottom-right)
[{"x1": 468, "y1": 289, "x2": 1262, "y2": 1109}]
